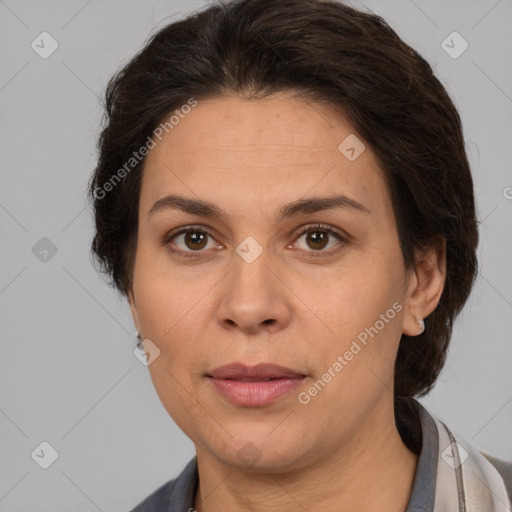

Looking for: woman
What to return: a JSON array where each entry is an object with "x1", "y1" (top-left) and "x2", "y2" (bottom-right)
[{"x1": 88, "y1": 0, "x2": 511, "y2": 510}]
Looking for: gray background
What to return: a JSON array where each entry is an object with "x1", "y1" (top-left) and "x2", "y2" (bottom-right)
[{"x1": 1, "y1": 0, "x2": 511, "y2": 510}]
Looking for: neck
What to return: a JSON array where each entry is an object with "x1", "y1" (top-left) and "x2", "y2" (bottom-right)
[{"x1": 193, "y1": 401, "x2": 419, "y2": 512}]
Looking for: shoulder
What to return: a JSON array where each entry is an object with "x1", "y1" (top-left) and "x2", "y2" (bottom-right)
[
  {"x1": 128, "y1": 478, "x2": 177, "y2": 512},
  {"x1": 127, "y1": 457, "x2": 198, "y2": 512},
  {"x1": 480, "y1": 451, "x2": 512, "y2": 505},
  {"x1": 402, "y1": 398, "x2": 512, "y2": 508}
]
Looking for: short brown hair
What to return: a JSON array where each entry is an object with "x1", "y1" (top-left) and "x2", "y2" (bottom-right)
[{"x1": 88, "y1": 0, "x2": 479, "y2": 399}]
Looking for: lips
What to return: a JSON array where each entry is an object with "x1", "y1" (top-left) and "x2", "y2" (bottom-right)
[
  {"x1": 207, "y1": 362, "x2": 306, "y2": 380},
  {"x1": 206, "y1": 363, "x2": 307, "y2": 407}
]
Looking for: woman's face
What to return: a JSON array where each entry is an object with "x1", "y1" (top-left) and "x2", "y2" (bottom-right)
[{"x1": 128, "y1": 92, "x2": 432, "y2": 471}]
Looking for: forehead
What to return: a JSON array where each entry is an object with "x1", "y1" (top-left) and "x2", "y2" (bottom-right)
[{"x1": 140, "y1": 92, "x2": 391, "y2": 224}]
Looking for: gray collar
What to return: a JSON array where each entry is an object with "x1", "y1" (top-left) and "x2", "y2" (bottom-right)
[{"x1": 405, "y1": 399, "x2": 439, "y2": 511}]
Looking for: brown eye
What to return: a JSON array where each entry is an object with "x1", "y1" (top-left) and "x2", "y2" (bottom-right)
[
  {"x1": 165, "y1": 227, "x2": 219, "y2": 256},
  {"x1": 293, "y1": 224, "x2": 347, "y2": 257},
  {"x1": 183, "y1": 231, "x2": 208, "y2": 250},
  {"x1": 304, "y1": 230, "x2": 329, "y2": 250}
]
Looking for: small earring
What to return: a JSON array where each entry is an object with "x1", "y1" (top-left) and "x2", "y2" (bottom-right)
[{"x1": 417, "y1": 318, "x2": 425, "y2": 334}]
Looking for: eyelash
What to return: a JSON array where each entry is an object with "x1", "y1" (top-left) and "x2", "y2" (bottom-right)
[{"x1": 163, "y1": 223, "x2": 348, "y2": 259}]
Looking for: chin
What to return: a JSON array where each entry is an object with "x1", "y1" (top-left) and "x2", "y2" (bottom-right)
[{"x1": 206, "y1": 429, "x2": 314, "y2": 473}]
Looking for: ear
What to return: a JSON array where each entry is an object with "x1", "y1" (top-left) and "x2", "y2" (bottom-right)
[
  {"x1": 127, "y1": 287, "x2": 141, "y2": 334},
  {"x1": 402, "y1": 237, "x2": 446, "y2": 336}
]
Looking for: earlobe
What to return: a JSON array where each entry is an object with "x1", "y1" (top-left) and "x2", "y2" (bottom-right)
[
  {"x1": 402, "y1": 238, "x2": 446, "y2": 336},
  {"x1": 403, "y1": 313, "x2": 427, "y2": 337}
]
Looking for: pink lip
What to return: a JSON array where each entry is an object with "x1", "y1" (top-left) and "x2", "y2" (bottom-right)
[
  {"x1": 206, "y1": 363, "x2": 307, "y2": 407},
  {"x1": 208, "y1": 362, "x2": 306, "y2": 380}
]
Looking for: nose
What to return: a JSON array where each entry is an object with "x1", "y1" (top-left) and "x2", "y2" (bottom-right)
[{"x1": 215, "y1": 245, "x2": 293, "y2": 336}]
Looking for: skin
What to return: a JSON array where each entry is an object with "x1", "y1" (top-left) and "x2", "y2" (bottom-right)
[{"x1": 127, "y1": 91, "x2": 446, "y2": 512}]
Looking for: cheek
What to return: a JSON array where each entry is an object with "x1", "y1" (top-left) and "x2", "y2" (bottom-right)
[
  {"x1": 133, "y1": 247, "x2": 190, "y2": 337},
  {"x1": 308, "y1": 254, "x2": 403, "y2": 333},
  {"x1": 134, "y1": 269, "x2": 207, "y2": 433},
  {"x1": 145, "y1": 360, "x2": 204, "y2": 440},
  {"x1": 132, "y1": 248, "x2": 215, "y2": 385},
  {"x1": 306, "y1": 258, "x2": 405, "y2": 386}
]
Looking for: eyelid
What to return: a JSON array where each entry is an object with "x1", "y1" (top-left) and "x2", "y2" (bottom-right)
[
  {"x1": 163, "y1": 223, "x2": 349, "y2": 257},
  {"x1": 162, "y1": 224, "x2": 223, "y2": 258},
  {"x1": 290, "y1": 223, "x2": 349, "y2": 257},
  {"x1": 163, "y1": 224, "x2": 220, "y2": 245},
  {"x1": 293, "y1": 223, "x2": 348, "y2": 242}
]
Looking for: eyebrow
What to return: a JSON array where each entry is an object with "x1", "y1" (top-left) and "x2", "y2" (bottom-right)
[{"x1": 148, "y1": 193, "x2": 370, "y2": 223}]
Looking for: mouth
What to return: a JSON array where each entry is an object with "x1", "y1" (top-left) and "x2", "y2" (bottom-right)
[
  {"x1": 222, "y1": 377, "x2": 291, "y2": 381},
  {"x1": 206, "y1": 363, "x2": 307, "y2": 407},
  {"x1": 207, "y1": 362, "x2": 307, "y2": 380}
]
